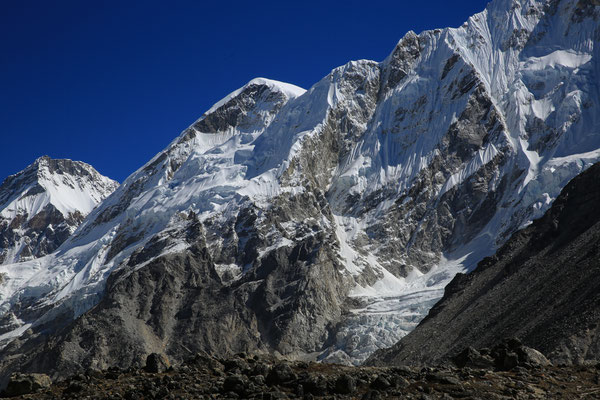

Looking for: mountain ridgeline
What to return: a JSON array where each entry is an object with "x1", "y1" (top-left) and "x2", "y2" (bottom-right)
[{"x1": 0, "y1": 0, "x2": 598, "y2": 381}]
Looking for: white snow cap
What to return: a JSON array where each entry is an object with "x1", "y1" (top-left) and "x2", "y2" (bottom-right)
[
  {"x1": 0, "y1": 156, "x2": 118, "y2": 221},
  {"x1": 204, "y1": 77, "x2": 306, "y2": 116}
]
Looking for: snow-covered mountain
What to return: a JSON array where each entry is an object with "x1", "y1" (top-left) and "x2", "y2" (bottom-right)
[
  {"x1": 0, "y1": 156, "x2": 118, "y2": 265},
  {"x1": 0, "y1": 0, "x2": 598, "y2": 377}
]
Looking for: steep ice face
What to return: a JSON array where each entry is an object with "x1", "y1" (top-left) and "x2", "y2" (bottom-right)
[
  {"x1": 0, "y1": 0, "x2": 599, "y2": 367},
  {"x1": 0, "y1": 156, "x2": 118, "y2": 265}
]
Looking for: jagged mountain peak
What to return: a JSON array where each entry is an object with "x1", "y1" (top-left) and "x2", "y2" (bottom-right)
[
  {"x1": 0, "y1": 156, "x2": 118, "y2": 218},
  {"x1": 0, "y1": 156, "x2": 118, "y2": 265},
  {"x1": 193, "y1": 77, "x2": 306, "y2": 135},
  {"x1": 202, "y1": 77, "x2": 306, "y2": 116}
]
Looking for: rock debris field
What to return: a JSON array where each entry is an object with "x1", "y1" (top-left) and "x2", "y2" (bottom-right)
[{"x1": 2, "y1": 341, "x2": 600, "y2": 399}]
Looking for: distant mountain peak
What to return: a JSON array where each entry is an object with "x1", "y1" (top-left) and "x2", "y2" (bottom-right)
[{"x1": 0, "y1": 157, "x2": 118, "y2": 265}]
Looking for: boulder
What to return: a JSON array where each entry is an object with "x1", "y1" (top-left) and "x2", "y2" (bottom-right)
[
  {"x1": 4, "y1": 372, "x2": 51, "y2": 396},
  {"x1": 145, "y1": 353, "x2": 171, "y2": 373},
  {"x1": 502, "y1": 352, "x2": 519, "y2": 370},
  {"x1": 266, "y1": 363, "x2": 296, "y2": 386},
  {"x1": 191, "y1": 350, "x2": 224, "y2": 373},
  {"x1": 223, "y1": 375, "x2": 247, "y2": 395},
  {"x1": 335, "y1": 374, "x2": 356, "y2": 394},
  {"x1": 370, "y1": 375, "x2": 391, "y2": 390},
  {"x1": 454, "y1": 340, "x2": 552, "y2": 371},
  {"x1": 452, "y1": 347, "x2": 495, "y2": 369},
  {"x1": 518, "y1": 346, "x2": 552, "y2": 367}
]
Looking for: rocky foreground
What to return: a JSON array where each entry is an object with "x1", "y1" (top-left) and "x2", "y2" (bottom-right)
[{"x1": 2, "y1": 340, "x2": 600, "y2": 399}]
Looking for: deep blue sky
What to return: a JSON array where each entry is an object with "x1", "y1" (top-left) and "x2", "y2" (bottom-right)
[{"x1": 1, "y1": 0, "x2": 489, "y2": 183}]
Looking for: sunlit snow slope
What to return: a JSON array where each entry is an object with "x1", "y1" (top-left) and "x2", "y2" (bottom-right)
[
  {"x1": 0, "y1": 156, "x2": 118, "y2": 265},
  {"x1": 0, "y1": 0, "x2": 598, "y2": 372}
]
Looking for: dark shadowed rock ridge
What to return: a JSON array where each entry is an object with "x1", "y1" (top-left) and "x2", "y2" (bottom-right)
[
  {"x1": 0, "y1": 156, "x2": 118, "y2": 264},
  {"x1": 368, "y1": 162, "x2": 600, "y2": 367}
]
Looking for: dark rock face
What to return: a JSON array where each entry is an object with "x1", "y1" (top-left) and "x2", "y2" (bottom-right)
[
  {"x1": 368, "y1": 163, "x2": 600, "y2": 367},
  {"x1": 452, "y1": 347, "x2": 495, "y2": 370},
  {"x1": 266, "y1": 363, "x2": 297, "y2": 386}
]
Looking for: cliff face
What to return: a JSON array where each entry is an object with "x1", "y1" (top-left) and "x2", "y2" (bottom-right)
[{"x1": 368, "y1": 162, "x2": 600, "y2": 367}]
